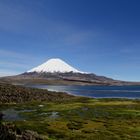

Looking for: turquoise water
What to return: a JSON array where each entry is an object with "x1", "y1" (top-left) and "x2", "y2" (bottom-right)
[{"x1": 28, "y1": 85, "x2": 140, "y2": 99}]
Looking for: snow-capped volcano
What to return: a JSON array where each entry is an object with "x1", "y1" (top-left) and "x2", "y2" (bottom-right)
[
  {"x1": 3, "y1": 58, "x2": 138, "y2": 86},
  {"x1": 28, "y1": 58, "x2": 83, "y2": 73}
]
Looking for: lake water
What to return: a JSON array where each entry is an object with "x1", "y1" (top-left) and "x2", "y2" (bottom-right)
[{"x1": 29, "y1": 85, "x2": 140, "y2": 99}]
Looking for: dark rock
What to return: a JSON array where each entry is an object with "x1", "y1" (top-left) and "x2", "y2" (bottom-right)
[
  {"x1": 16, "y1": 127, "x2": 22, "y2": 135},
  {"x1": 0, "y1": 123, "x2": 47, "y2": 140},
  {"x1": 22, "y1": 130, "x2": 43, "y2": 140},
  {"x1": 0, "y1": 123, "x2": 16, "y2": 140},
  {"x1": 0, "y1": 113, "x2": 4, "y2": 121}
]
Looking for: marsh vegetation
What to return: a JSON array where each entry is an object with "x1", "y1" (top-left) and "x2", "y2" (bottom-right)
[{"x1": 1, "y1": 98, "x2": 140, "y2": 140}]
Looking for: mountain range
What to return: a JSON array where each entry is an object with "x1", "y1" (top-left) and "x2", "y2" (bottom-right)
[{"x1": 1, "y1": 58, "x2": 140, "y2": 86}]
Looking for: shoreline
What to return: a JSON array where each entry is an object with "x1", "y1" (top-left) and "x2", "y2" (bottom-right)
[{"x1": 25, "y1": 84, "x2": 140, "y2": 100}]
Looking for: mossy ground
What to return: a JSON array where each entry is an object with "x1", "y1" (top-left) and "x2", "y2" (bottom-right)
[{"x1": 1, "y1": 97, "x2": 140, "y2": 140}]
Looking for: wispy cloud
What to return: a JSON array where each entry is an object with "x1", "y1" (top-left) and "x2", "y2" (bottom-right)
[
  {"x1": 46, "y1": 21, "x2": 101, "y2": 49},
  {"x1": 0, "y1": 69, "x2": 20, "y2": 77},
  {"x1": 0, "y1": 61, "x2": 29, "y2": 69},
  {"x1": 0, "y1": 49, "x2": 38, "y2": 60},
  {"x1": 0, "y1": 1, "x2": 47, "y2": 36},
  {"x1": 0, "y1": 49, "x2": 28, "y2": 60},
  {"x1": 0, "y1": 49, "x2": 42, "y2": 76},
  {"x1": 63, "y1": 30, "x2": 96, "y2": 46}
]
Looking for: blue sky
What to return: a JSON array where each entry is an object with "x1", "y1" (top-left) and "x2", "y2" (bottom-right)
[{"x1": 0, "y1": 0, "x2": 140, "y2": 81}]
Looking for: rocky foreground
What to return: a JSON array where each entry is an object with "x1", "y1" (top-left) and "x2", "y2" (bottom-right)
[
  {"x1": 0, "y1": 123, "x2": 47, "y2": 140},
  {"x1": 0, "y1": 83, "x2": 76, "y2": 140},
  {"x1": 0, "y1": 83, "x2": 74, "y2": 104}
]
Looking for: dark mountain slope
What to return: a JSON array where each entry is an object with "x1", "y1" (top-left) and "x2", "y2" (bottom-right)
[{"x1": 1, "y1": 72, "x2": 140, "y2": 86}]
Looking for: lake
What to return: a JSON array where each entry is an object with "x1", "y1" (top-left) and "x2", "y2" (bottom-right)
[{"x1": 28, "y1": 85, "x2": 140, "y2": 99}]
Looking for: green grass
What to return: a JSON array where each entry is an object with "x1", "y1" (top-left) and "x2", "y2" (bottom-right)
[{"x1": 1, "y1": 98, "x2": 140, "y2": 140}]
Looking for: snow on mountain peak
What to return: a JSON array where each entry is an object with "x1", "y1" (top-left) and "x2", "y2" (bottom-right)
[{"x1": 27, "y1": 58, "x2": 84, "y2": 73}]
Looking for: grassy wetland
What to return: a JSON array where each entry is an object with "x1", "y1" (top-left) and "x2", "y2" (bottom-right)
[{"x1": 0, "y1": 83, "x2": 140, "y2": 140}]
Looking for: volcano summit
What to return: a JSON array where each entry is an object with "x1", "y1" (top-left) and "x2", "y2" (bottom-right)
[{"x1": 28, "y1": 58, "x2": 84, "y2": 73}]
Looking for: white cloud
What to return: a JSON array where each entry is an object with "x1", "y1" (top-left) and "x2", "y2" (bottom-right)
[{"x1": 0, "y1": 49, "x2": 38, "y2": 60}]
